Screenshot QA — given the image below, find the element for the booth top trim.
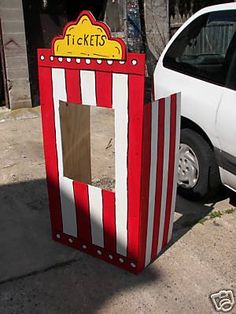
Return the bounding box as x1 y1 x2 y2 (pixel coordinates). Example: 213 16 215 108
38 49 145 76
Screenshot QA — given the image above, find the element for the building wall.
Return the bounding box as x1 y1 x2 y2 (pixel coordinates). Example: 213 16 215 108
0 0 32 109
0 0 169 109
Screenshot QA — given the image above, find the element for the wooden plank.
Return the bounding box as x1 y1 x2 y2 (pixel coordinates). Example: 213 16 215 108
59 101 91 184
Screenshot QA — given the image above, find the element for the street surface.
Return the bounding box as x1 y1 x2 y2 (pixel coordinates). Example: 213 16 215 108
0 108 235 314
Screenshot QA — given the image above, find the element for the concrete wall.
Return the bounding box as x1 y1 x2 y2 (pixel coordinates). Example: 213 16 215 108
0 0 169 109
0 0 31 109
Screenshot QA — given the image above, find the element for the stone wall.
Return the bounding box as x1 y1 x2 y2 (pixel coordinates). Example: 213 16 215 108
0 0 31 109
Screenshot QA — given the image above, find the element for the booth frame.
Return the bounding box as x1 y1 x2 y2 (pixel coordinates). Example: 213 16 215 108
38 48 180 274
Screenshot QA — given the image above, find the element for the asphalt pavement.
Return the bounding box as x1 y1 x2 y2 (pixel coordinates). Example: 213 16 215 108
0 107 235 314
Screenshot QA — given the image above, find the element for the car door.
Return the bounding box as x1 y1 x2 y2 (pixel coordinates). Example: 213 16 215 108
216 34 236 190
155 9 236 150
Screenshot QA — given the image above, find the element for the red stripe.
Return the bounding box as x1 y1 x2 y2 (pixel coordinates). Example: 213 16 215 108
65 69 91 240
151 99 165 261
95 70 116 252
102 190 116 252
38 66 63 234
127 74 145 261
65 69 81 104
73 182 91 242
138 103 152 271
162 95 177 248
96 71 112 108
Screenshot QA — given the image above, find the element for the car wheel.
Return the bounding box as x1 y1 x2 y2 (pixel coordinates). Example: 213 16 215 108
177 128 221 200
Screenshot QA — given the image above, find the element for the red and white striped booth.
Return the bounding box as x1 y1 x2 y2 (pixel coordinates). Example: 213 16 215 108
38 11 180 273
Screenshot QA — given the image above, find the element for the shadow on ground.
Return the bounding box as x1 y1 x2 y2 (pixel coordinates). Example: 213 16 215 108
0 179 159 313
171 187 235 245
0 178 234 313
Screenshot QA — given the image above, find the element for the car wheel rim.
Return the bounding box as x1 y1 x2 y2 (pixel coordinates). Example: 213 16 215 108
178 144 199 189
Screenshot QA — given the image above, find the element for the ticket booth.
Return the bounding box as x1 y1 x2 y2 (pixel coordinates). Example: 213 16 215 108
38 11 180 273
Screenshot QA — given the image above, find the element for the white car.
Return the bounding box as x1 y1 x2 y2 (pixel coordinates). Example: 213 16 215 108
154 3 236 199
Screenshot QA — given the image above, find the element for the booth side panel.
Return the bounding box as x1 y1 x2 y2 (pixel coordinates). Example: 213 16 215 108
162 94 179 248
127 74 145 264
139 94 181 269
137 103 152 272
163 94 181 245
150 98 166 262
38 66 63 236
152 94 180 255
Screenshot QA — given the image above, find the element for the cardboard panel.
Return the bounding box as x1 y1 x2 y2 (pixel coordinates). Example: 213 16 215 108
59 101 91 183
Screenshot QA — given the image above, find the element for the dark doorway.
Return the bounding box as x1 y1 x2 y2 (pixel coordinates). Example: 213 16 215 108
22 0 107 107
0 52 5 107
22 1 67 106
0 21 8 107
66 0 107 21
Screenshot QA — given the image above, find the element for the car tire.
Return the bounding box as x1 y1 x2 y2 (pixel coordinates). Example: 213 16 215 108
178 128 221 200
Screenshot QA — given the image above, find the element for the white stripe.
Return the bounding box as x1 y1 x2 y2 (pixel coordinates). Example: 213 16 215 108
145 101 159 266
113 73 128 256
80 70 96 106
88 185 104 247
52 68 77 237
168 93 181 242
157 96 171 254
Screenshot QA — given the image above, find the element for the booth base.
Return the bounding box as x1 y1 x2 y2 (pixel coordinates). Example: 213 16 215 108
52 232 148 274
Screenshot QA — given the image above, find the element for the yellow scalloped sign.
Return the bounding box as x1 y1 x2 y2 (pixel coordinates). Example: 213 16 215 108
52 11 126 60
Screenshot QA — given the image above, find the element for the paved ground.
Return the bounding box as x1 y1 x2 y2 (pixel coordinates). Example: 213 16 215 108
0 108 235 314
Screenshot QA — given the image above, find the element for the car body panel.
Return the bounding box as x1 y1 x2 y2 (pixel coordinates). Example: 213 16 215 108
154 66 223 149
216 88 236 188
154 3 236 192
217 88 236 157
